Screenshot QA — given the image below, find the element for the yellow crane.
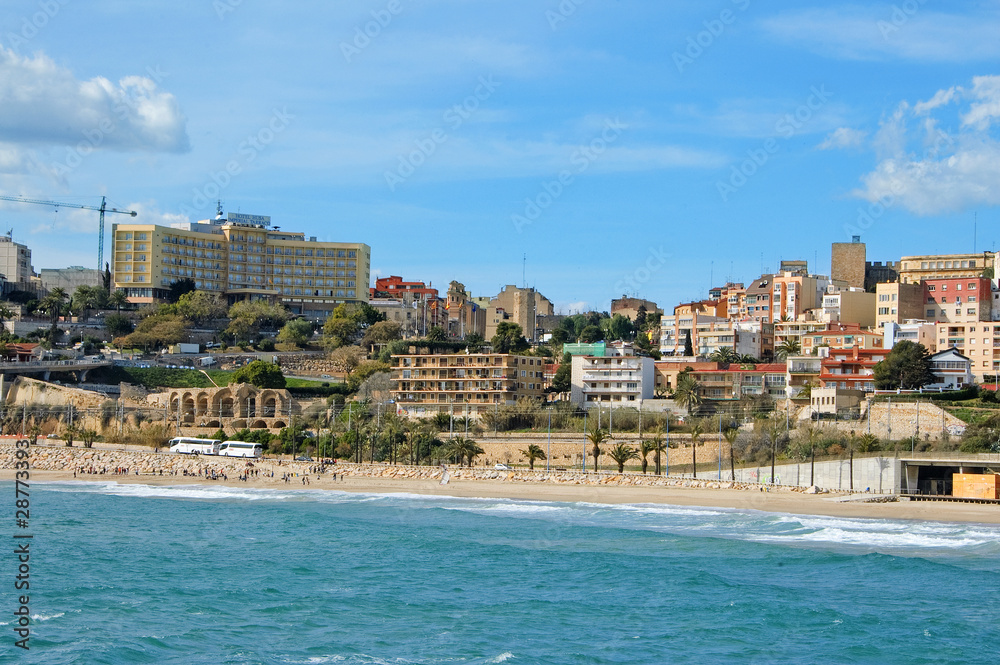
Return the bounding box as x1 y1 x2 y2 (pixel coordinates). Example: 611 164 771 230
0 195 137 271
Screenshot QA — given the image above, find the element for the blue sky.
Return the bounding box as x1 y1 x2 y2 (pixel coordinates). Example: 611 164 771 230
1 1 999 313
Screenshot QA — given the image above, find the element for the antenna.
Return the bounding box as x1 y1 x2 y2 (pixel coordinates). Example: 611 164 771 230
974 211 977 253
522 253 526 288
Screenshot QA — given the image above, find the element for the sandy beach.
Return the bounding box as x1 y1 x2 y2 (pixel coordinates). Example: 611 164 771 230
8 468 1000 525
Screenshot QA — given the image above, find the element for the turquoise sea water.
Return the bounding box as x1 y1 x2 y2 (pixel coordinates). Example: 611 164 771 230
4 482 1000 664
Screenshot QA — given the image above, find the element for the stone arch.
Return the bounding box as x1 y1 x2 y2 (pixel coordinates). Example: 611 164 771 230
250 419 268 429
181 392 196 424
204 420 221 428
271 420 287 429
260 390 279 417
230 419 247 429
196 392 210 416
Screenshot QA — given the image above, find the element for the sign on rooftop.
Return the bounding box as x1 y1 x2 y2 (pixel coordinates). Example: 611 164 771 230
227 213 271 226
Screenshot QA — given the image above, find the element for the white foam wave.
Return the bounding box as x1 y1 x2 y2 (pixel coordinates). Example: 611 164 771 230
486 653 514 663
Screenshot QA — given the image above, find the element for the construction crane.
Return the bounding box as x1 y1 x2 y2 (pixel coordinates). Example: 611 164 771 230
0 195 137 271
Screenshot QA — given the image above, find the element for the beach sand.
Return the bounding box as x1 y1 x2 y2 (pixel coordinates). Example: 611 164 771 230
8 468 1000 525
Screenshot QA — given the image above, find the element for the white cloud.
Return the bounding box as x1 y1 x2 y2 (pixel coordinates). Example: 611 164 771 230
961 76 1000 130
914 87 960 115
760 8 1000 62
0 47 189 153
557 301 589 315
818 127 868 150
852 76 1000 215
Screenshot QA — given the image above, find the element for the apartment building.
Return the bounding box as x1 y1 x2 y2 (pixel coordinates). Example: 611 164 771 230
391 350 546 416
570 352 654 405
818 347 890 392
922 277 991 324
111 212 370 319
688 363 787 401
0 233 35 292
884 321 936 352
927 348 973 390
611 296 661 320
369 275 445 336
800 323 883 355
786 355 823 401
875 282 924 330
773 320 830 350
934 321 1000 381
898 252 992 284
818 286 876 327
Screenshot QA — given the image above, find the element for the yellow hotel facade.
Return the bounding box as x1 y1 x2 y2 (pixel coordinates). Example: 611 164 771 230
112 212 370 319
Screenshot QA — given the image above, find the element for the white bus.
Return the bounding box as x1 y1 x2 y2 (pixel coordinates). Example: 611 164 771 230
168 437 221 455
218 441 263 458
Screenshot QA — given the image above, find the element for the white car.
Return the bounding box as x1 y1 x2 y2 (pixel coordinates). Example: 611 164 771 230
494 463 511 470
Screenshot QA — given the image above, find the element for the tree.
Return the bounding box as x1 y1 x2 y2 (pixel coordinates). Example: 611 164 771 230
104 313 134 338
348 360 391 391
639 439 656 474
579 325 603 343
606 314 635 341
422 326 445 342
521 443 546 470
323 317 361 349
464 332 485 353
689 420 704 479
167 278 197 303
176 290 227 325
108 290 129 313
586 426 607 472
873 340 934 390
70 285 107 321
607 442 639 473
118 313 187 350
328 345 365 376
39 287 68 326
774 338 801 360
277 318 314 347
491 322 529 354
226 300 290 344
230 360 286 389
551 361 571 393
673 372 702 415
102 262 112 293
709 347 739 364
649 429 670 475
723 427 740 481
683 330 694 356
361 320 402 350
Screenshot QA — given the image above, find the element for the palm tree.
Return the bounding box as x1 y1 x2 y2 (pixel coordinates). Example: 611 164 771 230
709 347 739 364
650 429 668 476
521 443 546 470
449 437 484 467
723 427 740 481
40 287 68 326
689 420 704 479
673 373 702 415
774 338 801 360
607 442 639 473
639 439 656 474
0 303 13 340
108 290 129 313
737 354 759 365
586 426 607 472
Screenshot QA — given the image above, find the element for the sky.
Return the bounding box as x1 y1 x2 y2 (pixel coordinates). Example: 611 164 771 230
1 0 999 314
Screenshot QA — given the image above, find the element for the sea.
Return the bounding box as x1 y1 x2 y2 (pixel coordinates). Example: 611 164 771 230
4 482 1000 665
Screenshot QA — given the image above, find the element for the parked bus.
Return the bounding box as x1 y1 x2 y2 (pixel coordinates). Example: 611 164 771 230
168 437 221 455
218 441 263 458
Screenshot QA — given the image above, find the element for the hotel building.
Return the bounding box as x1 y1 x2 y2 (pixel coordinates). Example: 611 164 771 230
111 211 370 319
391 349 546 416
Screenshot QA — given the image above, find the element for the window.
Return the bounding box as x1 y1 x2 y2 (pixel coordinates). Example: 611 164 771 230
969 282 977 290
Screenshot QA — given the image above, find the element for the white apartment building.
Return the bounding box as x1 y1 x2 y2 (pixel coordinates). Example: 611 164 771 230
570 353 655 406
